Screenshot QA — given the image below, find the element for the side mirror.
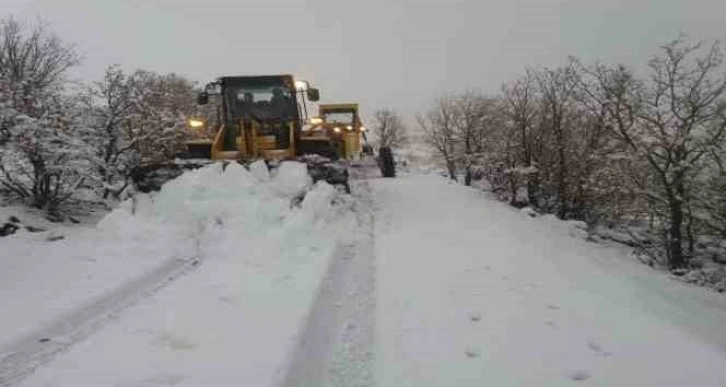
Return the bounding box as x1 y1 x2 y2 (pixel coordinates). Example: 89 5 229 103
307 88 320 102
197 92 209 105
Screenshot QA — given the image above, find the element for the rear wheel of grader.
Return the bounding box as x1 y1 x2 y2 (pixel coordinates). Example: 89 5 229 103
379 147 396 178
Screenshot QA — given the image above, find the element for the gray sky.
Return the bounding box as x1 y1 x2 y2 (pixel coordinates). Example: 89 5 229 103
4 0 726 123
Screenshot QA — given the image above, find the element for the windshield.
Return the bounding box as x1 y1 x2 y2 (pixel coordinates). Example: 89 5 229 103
224 83 297 122
323 111 355 124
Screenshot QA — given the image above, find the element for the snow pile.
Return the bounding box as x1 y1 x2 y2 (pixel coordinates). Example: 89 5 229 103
520 206 539 218
269 161 313 198
99 161 319 238
248 159 270 182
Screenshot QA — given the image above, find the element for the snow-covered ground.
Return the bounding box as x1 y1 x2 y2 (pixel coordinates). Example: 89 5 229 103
0 204 192 352
373 174 726 386
5 167 726 386
2 161 358 386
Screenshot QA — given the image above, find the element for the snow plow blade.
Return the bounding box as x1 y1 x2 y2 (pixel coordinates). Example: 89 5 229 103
130 157 352 194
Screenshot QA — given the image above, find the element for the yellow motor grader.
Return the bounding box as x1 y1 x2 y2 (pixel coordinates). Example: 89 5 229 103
303 103 369 161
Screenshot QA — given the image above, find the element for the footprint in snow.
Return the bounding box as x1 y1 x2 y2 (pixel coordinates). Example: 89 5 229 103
569 370 591 382
587 341 612 357
545 303 561 310
154 332 195 351
465 346 481 358
139 373 184 386
469 312 482 322
544 320 559 330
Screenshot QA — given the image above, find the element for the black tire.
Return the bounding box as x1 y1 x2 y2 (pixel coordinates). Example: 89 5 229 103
379 147 396 178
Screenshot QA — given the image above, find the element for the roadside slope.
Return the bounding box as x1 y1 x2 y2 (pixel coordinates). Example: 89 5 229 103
373 174 726 387
12 162 357 387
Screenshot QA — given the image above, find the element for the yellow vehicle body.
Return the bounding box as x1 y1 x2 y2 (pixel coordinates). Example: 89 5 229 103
182 74 337 162
314 103 366 160
186 121 296 162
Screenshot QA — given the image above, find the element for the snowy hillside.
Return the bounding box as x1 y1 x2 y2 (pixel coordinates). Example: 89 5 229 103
374 174 726 387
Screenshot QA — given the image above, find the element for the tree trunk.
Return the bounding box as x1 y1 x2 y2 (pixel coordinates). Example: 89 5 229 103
668 198 685 269
667 176 687 269
556 143 568 219
447 161 457 182
527 180 538 206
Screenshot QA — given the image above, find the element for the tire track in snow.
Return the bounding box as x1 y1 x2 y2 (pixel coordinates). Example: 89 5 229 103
0 255 202 387
277 177 376 387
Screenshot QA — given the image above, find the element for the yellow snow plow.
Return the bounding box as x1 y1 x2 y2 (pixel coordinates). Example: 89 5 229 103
132 74 353 192
182 75 325 161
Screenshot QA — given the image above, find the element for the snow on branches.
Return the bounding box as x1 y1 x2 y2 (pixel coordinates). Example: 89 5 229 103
419 36 726 271
0 17 197 212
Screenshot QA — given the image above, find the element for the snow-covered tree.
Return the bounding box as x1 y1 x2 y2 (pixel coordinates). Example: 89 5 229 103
372 108 407 149
576 37 726 269
0 17 89 213
694 147 726 237
82 66 197 199
534 66 581 218
501 71 542 203
449 91 494 186
418 96 461 181
82 65 141 199
124 70 197 166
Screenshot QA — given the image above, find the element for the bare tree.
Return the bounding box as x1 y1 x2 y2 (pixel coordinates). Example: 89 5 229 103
502 71 542 202
502 71 538 168
535 66 579 218
450 90 491 186
577 37 726 269
0 18 79 115
373 108 407 149
418 97 459 180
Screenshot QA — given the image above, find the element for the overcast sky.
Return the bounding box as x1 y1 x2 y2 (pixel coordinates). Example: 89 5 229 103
4 0 726 123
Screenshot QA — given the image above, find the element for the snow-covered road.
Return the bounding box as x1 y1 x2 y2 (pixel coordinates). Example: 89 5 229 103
6 168 726 386
373 174 726 386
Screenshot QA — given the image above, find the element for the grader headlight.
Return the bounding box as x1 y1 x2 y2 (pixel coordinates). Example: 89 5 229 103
187 118 205 129
294 80 308 91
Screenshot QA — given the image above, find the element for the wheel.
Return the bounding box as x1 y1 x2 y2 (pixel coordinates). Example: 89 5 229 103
379 147 396 178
